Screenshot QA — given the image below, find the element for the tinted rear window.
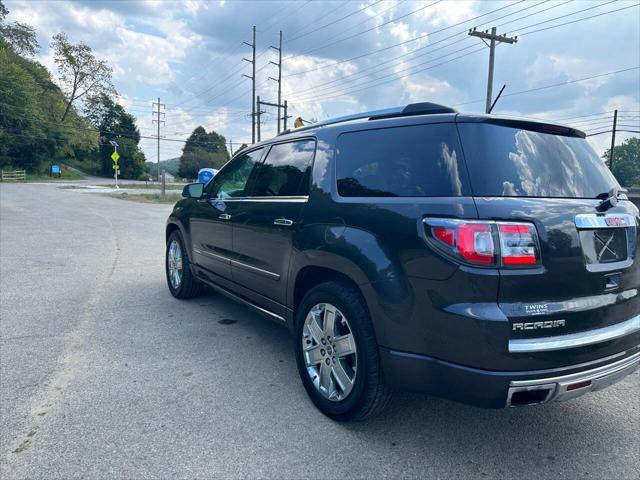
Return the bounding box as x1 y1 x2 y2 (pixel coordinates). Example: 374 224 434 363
251 139 316 196
336 123 471 197
458 123 619 198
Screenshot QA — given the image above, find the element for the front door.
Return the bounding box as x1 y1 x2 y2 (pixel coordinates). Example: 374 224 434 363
189 147 264 281
230 139 316 306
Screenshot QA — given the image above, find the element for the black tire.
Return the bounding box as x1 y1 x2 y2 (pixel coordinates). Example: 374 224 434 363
294 281 392 421
166 230 202 299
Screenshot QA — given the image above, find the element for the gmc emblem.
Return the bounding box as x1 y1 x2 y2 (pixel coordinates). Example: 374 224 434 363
605 216 628 227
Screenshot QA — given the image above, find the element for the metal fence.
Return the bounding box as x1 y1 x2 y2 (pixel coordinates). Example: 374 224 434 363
0 169 26 182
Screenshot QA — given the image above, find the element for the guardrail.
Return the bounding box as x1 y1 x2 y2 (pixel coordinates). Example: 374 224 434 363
0 169 26 182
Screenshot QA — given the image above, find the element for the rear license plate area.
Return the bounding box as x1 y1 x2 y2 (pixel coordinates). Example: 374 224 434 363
579 228 628 264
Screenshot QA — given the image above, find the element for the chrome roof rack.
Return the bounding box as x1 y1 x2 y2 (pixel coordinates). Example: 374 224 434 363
279 102 456 136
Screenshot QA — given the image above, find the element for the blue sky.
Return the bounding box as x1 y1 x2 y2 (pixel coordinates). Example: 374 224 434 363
5 0 640 162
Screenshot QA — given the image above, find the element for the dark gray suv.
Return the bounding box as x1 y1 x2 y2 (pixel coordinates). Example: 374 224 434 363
165 103 640 421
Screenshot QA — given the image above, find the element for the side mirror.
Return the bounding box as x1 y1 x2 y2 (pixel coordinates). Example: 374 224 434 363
182 183 204 199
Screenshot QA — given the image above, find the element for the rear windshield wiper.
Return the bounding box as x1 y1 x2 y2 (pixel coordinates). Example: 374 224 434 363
596 187 627 211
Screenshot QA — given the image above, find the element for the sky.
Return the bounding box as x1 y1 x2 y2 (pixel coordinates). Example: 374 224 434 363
5 0 640 162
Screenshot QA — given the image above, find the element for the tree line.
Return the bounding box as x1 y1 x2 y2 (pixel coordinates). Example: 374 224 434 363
0 1 145 178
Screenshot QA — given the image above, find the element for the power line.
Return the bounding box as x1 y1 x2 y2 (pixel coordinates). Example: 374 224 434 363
285 0 442 62
287 0 384 43
453 67 640 107
284 1 525 77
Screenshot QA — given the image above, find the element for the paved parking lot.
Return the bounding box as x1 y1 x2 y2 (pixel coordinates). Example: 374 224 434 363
1 183 638 479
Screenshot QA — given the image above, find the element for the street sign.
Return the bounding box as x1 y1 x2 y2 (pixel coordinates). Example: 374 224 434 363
51 164 61 175
111 151 120 162
112 164 120 170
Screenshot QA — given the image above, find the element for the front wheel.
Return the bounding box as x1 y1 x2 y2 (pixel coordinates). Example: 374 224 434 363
166 230 202 299
294 281 392 421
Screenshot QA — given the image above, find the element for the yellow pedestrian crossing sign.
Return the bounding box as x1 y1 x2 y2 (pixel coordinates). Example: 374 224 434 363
111 151 120 162
112 164 120 170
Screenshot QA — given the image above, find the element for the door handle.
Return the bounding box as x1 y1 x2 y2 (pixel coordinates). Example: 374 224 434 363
219 213 232 220
274 218 294 226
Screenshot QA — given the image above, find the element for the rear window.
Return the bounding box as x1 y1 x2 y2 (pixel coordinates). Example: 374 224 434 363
336 123 471 197
251 139 316 197
458 123 620 198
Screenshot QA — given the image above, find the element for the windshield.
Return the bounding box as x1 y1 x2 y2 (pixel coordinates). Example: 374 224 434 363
458 123 620 198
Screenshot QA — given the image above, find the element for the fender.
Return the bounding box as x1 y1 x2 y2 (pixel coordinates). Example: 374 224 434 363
289 223 414 346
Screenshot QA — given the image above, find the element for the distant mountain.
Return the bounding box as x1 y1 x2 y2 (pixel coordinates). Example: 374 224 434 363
145 157 180 177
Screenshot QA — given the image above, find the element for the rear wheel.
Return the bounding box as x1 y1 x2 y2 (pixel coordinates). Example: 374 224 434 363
295 281 392 421
166 230 202 298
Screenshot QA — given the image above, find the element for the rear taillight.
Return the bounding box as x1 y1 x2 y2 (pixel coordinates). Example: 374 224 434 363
498 224 538 265
425 218 541 268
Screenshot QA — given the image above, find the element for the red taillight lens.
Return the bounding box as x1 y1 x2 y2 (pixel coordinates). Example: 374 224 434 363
498 224 539 265
433 227 455 246
426 219 540 268
457 223 494 264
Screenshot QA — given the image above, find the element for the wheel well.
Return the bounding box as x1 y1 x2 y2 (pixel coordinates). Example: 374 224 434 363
293 266 363 313
166 223 180 242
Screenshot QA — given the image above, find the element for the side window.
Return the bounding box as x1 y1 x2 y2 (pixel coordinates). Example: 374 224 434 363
336 124 471 197
208 148 263 198
249 139 316 197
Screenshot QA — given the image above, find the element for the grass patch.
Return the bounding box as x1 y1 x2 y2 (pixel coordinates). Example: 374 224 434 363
114 182 184 190
104 192 183 204
25 168 83 182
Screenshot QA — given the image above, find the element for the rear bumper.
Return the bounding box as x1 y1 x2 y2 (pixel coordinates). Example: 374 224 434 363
380 346 640 408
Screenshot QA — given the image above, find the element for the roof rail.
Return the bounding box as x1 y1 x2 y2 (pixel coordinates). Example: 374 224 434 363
278 102 456 136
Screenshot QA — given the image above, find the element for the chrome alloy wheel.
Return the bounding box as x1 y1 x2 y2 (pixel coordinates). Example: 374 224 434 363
302 303 357 401
167 239 183 290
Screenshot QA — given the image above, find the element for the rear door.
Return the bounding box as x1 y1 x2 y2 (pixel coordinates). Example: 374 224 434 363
230 139 316 306
458 121 639 359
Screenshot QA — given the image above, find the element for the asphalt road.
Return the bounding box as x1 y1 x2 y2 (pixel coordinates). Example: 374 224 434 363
1 183 638 479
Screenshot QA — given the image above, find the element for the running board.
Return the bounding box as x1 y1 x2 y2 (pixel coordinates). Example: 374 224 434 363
196 271 287 324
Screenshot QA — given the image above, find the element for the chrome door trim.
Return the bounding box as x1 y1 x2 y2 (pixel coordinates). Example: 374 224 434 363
193 248 231 265
230 258 280 280
194 248 279 279
574 213 637 229
210 196 309 203
509 314 640 353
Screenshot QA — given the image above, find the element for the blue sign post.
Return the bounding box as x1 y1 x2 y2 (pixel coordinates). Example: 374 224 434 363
50 164 61 177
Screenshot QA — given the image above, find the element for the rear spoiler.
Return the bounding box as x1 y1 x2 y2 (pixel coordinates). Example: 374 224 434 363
457 116 586 138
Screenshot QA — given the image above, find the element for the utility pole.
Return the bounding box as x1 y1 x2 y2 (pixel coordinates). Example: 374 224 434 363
256 95 263 142
152 97 165 182
283 100 290 131
468 27 517 113
609 109 618 170
269 30 283 134
229 139 234 157
243 26 256 143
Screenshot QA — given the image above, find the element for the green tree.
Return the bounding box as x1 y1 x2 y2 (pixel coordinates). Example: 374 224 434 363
51 32 114 122
86 94 146 179
604 137 640 187
178 126 229 179
0 0 39 56
0 36 98 171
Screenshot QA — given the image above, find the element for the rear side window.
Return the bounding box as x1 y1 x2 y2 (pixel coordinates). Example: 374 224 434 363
336 123 471 197
250 139 316 197
458 123 620 198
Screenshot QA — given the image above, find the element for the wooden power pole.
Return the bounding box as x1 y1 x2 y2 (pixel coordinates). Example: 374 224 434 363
243 26 256 143
468 27 517 113
609 109 618 170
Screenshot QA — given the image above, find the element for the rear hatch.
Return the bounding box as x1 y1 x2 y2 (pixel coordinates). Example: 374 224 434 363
457 118 640 361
